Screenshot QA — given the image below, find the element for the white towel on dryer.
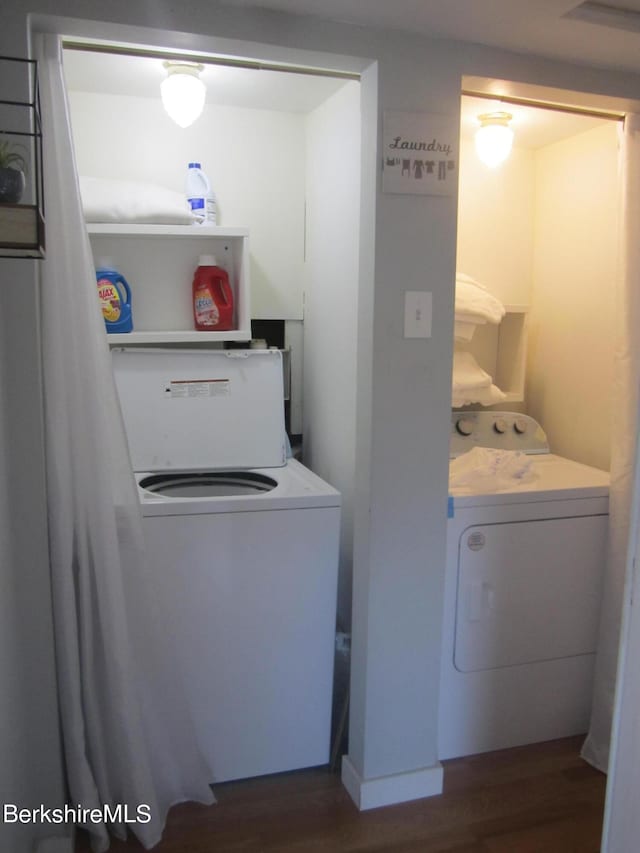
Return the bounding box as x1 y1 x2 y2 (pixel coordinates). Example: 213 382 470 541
449 446 538 494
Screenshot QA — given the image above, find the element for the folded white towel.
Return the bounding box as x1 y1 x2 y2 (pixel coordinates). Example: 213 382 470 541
455 273 505 326
451 382 506 408
452 351 492 393
454 320 477 342
451 350 505 407
80 175 196 224
455 312 488 326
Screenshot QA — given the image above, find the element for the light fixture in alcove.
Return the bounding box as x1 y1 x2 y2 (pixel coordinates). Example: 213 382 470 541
160 62 206 128
475 111 514 168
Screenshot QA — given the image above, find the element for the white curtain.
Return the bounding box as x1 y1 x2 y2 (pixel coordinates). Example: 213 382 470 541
582 114 640 773
601 429 640 850
36 34 214 851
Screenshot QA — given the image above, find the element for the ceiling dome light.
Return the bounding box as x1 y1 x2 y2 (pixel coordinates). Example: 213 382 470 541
161 62 206 128
475 111 514 168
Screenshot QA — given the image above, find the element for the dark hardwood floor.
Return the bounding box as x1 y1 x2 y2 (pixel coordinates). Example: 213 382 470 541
75 736 606 852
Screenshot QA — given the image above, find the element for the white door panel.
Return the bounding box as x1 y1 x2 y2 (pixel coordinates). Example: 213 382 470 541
455 515 607 672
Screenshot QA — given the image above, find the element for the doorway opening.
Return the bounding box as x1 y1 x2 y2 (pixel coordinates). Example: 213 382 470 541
58 27 369 769
441 79 626 843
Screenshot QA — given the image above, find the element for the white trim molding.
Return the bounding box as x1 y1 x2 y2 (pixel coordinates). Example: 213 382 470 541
341 755 443 811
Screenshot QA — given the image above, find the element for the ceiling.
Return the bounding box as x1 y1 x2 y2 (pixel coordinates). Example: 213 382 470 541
219 0 640 75
63 47 614 149
62 49 348 113
460 96 609 148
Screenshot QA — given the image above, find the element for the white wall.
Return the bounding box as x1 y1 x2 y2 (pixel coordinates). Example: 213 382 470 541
303 80 360 633
457 139 535 306
67 90 306 320
356 43 456 785
527 122 618 470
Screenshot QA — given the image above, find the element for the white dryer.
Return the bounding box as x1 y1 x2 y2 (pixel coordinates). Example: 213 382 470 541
112 348 341 784
438 411 609 761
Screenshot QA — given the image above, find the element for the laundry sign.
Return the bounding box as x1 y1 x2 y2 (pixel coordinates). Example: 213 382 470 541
383 111 457 196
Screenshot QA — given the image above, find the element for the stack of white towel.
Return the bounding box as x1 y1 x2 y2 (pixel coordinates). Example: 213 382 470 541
452 272 507 407
455 272 506 341
451 350 506 408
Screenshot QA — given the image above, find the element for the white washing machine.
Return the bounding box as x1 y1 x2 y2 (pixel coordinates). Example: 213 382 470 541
112 347 341 784
438 411 609 761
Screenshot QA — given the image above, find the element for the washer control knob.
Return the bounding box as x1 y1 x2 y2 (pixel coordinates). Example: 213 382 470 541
513 417 528 435
455 417 474 437
493 417 507 434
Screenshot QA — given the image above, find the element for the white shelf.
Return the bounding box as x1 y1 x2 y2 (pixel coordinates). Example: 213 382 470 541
87 223 251 342
87 223 249 238
494 309 529 401
107 329 251 344
455 307 529 405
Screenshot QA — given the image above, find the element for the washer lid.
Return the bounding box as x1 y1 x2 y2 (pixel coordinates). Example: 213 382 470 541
112 348 287 472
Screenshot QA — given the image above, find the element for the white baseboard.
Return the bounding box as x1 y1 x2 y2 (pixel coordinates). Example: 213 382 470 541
341 755 444 811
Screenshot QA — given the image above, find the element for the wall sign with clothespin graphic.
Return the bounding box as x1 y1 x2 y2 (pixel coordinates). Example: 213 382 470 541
382 111 457 196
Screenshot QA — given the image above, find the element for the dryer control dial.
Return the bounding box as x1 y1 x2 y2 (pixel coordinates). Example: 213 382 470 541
493 417 507 434
513 417 528 435
455 417 474 437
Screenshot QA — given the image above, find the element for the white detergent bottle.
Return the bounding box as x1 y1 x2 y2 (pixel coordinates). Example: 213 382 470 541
205 187 217 224
186 162 217 225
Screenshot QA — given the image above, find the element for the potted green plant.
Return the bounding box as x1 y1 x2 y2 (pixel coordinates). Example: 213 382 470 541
0 139 27 204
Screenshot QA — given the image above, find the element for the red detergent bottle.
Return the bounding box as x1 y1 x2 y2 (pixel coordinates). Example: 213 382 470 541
192 254 234 332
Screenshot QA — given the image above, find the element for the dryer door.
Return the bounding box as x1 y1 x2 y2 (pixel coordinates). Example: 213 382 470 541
454 515 607 672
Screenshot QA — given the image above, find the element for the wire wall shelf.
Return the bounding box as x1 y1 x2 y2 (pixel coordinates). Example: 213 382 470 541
0 55 45 259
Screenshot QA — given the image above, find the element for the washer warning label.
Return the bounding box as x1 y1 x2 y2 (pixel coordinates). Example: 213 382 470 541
166 379 230 398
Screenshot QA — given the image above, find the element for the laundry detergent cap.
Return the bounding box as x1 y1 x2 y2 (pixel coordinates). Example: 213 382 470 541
198 254 218 266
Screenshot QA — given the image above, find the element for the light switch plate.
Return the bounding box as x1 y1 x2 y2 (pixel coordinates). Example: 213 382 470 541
404 291 432 338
